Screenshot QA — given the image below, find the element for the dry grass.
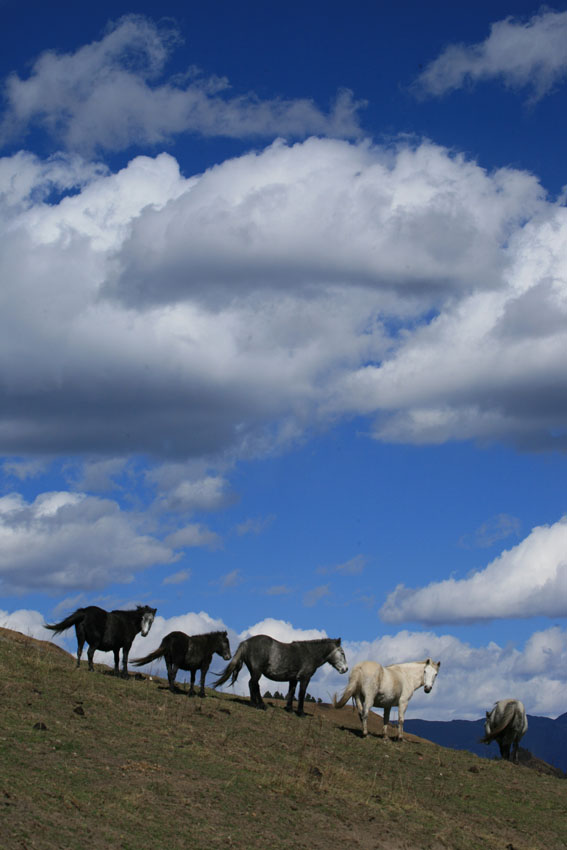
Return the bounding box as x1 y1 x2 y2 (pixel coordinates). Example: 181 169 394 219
2 626 567 850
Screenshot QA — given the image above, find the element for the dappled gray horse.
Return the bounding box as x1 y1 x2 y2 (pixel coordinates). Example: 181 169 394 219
334 658 441 740
45 605 156 678
481 699 528 763
132 630 231 697
213 634 348 715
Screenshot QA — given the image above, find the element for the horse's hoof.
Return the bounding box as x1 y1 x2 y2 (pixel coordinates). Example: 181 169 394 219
198 692 206 699
296 711 306 718
257 703 267 711
284 706 293 713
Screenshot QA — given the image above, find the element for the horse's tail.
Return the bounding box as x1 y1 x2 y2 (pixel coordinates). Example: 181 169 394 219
131 642 167 667
44 609 85 635
480 701 517 744
212 641 246 688
333 666 361 709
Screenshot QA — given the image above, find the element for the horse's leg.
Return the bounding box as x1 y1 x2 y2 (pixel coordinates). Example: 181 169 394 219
167 661 179 693
75 624 85 669
198 664 208 698
121 642 133 679
361 693 372 737
87 644 96 672
249 675 265 709
189 670 197 697
397 700 409 741
113 648 121 676
284 678 297 712
512 738 519 764
296 679 309 716
382 706 391 741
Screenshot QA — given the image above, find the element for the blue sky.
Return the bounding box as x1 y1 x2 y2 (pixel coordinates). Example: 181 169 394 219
2 0 567 719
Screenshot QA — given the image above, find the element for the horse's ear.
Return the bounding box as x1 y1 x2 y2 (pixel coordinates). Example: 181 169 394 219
436 660 441 668
337 637 341 645
426 657 432 665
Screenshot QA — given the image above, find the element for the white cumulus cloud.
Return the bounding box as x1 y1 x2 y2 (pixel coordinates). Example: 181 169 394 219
415 9 567 100
380 517 567 624
0 15 363 153
0 491 176 593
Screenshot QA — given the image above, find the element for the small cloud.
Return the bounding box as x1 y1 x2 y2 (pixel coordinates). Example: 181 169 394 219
2 459 47 481
353 593 376 609
265 584 293 596
163 569 191 585
165 523 222 550
69 457 129 493
303 584 331 607
219 569 242 590
459 514 521 549
414 9 567 102
317 554 366 576
52 593 87 617
235 514 275 536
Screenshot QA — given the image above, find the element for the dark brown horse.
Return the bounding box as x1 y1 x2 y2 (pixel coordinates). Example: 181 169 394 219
45 605 157 678
133 630 231 697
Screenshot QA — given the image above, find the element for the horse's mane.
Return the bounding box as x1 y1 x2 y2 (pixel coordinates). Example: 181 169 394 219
194 630 227 637
291 637 340 645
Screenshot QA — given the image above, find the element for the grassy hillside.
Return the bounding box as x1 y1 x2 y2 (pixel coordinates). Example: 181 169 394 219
2 626 567 850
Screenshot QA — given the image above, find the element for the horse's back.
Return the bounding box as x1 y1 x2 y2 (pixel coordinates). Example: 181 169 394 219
352 661 384 693
490 699 528 737
81 606 107 633
503 699 527 734
163 631 190 660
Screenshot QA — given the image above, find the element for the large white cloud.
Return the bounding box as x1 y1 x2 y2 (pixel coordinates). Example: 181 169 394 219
6 606 567 720
415 9 567 100
0 490 176 593
2 135 563 466
334 200 567 450
0 15 362 153
380 517 567 624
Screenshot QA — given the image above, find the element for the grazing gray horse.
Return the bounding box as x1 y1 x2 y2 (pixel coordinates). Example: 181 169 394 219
45 605 157 678
333 658 441 740
481 699 528 763
213 634 348 715
132 630 231 697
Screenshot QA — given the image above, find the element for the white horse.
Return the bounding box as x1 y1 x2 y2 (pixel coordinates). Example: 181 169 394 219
333 658 441 740
481 699 528 763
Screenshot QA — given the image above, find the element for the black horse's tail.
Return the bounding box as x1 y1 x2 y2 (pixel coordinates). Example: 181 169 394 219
212 641 246 688
131 642 167 667
44 609 86 635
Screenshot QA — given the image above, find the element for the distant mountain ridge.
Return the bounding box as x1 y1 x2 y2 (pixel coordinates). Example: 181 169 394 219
404 712 567 773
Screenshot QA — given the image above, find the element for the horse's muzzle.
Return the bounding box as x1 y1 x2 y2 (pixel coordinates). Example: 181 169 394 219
424 685 431 693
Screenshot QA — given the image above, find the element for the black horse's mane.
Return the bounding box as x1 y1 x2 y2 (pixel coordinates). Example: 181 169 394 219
194 630 228 637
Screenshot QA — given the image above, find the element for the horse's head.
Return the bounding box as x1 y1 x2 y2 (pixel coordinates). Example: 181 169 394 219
139 606 157 637
423 658 441 693
219 631 232 661
329 640 348 674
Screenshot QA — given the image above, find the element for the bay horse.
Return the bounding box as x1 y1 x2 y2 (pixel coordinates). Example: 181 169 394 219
481 699 528 763
132 630 231 697
213 634 348 715
334 658 441 740
45 605 157 678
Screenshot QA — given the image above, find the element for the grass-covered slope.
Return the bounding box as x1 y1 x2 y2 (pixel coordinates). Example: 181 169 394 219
2 625 567 850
